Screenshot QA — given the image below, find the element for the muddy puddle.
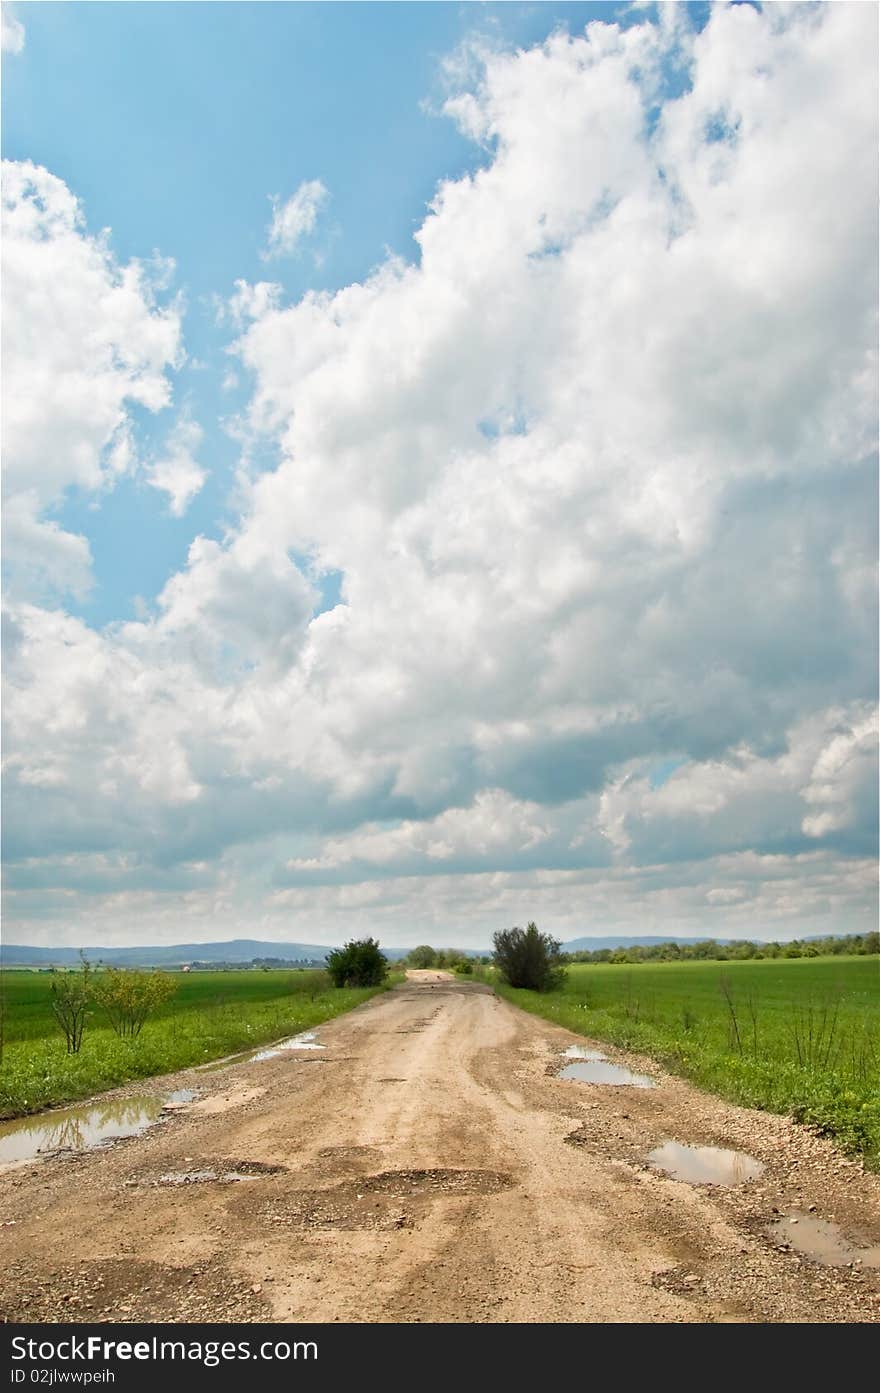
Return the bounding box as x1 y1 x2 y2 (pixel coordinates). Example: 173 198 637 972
767 1212 880 1268
0 1097 164 1167
0 1085 201 1168
252 1031 325 1062
199 1030 325 1071
559 1053 655 1087
162 1090 198 1109
647 1140 764 1185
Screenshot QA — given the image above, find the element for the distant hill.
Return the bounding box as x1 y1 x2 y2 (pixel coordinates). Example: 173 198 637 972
0 939 344 967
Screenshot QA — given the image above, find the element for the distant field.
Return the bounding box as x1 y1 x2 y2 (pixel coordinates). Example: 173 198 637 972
491 956 880 1166
0 969 392 1117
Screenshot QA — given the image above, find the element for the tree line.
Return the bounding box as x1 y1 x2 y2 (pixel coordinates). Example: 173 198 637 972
565 932 878 965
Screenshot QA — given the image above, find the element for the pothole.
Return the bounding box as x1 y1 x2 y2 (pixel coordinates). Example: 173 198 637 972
559 1059 655 1088
647 1141 764 1185
0 1094 187 1168
152 1157 287 1186
253 1169 513 1233
2 1257 267 1323
158 1169 237 1186
767 1213 880 1268
358 1168 513 1196
261 1194 413 1233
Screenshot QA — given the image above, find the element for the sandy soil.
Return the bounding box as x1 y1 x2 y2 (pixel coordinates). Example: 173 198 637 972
1 974 878 1324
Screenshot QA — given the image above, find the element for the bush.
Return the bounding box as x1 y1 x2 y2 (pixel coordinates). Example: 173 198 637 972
492 922 566 992
326 938 388 988
92 968 177 1039
407 945 437 969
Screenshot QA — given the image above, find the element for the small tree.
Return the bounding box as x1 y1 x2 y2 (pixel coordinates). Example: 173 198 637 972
492 922 565 992
408 945 437 969
326 938 388 987
50 955 93 1054
93 968 177 1038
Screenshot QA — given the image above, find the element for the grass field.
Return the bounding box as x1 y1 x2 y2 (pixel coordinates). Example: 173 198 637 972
489 956 880 1167
0 968 392 1118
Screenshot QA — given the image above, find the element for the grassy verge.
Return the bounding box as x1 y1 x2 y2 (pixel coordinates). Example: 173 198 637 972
486 956 879 1168
0 969 391 1117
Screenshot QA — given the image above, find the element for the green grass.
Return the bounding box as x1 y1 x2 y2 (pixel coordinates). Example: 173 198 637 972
0 969 392 1118
488 956 880 1167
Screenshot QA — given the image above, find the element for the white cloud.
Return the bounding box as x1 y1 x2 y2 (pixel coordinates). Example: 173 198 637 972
1 4 24 54
146 415 207 516
263 179 328 260
225 278 282 325
287 789 553 874
3 4 877 946
801 710 878 839
1 494 94 601
1 161 183 598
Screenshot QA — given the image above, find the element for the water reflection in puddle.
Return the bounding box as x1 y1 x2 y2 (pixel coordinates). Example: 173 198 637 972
647 1140 764 1185
163 1090 198 1107
0 1087 201 1168
252 1031 325 1062
200 1031 325 1070
562 1046 608 1062
0 1098 164 1167
559 1060 655 1087
768 1213 880 1268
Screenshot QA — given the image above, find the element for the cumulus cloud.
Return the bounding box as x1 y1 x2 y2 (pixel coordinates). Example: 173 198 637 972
146 415 207 516
2 4 877 945
1 4 24 54
263 179 328 259
1 161 183 598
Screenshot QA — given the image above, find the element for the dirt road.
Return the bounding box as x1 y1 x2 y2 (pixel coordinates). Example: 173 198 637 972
2 974 879 1323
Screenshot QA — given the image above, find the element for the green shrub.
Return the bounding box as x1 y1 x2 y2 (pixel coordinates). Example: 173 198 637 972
93 968 178 1039
492 922 566 992
326 938 388 987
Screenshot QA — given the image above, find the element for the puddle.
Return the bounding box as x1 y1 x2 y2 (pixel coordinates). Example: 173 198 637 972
767 1213 880 1269
559 1060 655 1087
162 1089 198 1109
201 1031 325 1069
0 1097 165 1167
562 1046 608 1061
0 1086 203 1168
252 1031 324 1062
647 1140 764 1185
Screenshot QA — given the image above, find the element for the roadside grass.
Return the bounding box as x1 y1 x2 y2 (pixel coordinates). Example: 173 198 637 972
0 969 389 1117
485 956 880 1168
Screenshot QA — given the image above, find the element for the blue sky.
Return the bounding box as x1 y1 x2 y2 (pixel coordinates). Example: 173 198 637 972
2 1 876 948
